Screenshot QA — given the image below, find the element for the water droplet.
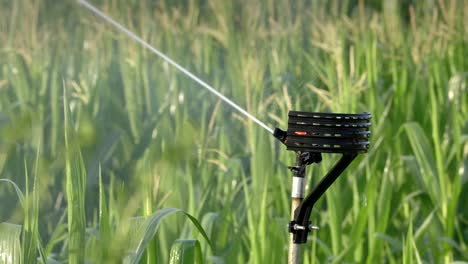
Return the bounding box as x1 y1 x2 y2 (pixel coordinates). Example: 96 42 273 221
178 92 184 104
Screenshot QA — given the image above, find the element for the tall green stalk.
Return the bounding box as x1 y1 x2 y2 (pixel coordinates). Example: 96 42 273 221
64 88 87 264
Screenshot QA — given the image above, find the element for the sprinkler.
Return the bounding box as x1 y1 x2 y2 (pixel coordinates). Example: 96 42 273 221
78 2 372 263
274 111 371 263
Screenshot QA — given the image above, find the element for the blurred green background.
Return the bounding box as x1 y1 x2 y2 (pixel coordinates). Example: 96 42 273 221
0 0 467 263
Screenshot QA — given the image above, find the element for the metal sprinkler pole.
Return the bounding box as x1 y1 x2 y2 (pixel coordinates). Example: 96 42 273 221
276 111 371 264
288 152 306 264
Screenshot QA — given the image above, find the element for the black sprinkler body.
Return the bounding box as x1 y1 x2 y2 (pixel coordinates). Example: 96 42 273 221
275 111 371 244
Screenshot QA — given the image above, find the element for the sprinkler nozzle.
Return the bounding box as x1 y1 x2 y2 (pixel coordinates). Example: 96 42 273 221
274 127 287 143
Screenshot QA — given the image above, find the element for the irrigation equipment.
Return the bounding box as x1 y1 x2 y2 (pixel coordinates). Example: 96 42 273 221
274 112 371 263
78 1 372 263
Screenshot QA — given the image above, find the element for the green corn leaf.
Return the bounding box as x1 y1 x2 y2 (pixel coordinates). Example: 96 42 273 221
0 223 22 264
403 122 439 203
22 162 37 264
0 179 25 207
169 239 203 264
123 208 213 264
200 212 219 254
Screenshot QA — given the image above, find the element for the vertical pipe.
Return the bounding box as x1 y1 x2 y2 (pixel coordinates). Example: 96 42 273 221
288 153 306 264
288 198 303 264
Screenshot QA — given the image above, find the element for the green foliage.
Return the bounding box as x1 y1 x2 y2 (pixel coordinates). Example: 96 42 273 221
64 89 87 264
0 223 22 264
0 0 467 263
169 239 203 264
123 208 212 264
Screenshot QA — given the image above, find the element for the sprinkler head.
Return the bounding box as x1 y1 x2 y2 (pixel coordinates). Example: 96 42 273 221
274 111 371 154
276 111 371 244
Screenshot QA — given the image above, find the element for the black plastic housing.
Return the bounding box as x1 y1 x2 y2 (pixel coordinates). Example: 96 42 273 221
275 111 372 244
277 111 371 154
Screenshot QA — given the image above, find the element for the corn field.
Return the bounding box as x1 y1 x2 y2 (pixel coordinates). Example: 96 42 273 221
0 0 467 263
